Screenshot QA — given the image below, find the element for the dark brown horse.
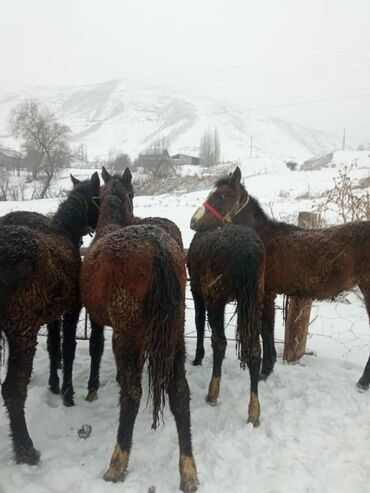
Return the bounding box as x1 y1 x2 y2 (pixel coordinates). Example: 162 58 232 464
188 225 265 425
190 166 370 389
0 172 100 465
0 179 96 405
80 168 199 491
86 213 184 402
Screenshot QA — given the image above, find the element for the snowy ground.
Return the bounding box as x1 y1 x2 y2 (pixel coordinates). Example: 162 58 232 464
0 158 369 492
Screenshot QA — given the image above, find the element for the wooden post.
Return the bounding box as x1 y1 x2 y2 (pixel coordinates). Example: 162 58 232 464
283 211 320 362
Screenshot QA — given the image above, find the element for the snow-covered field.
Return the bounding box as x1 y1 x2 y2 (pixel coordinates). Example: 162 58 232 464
0 156 369 493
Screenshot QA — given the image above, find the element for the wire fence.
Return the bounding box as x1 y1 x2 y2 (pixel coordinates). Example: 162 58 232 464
37 282 369 361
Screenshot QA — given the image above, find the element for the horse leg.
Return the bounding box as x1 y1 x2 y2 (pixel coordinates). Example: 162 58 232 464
86 319 105 402
103 336 143 483
246 338 262 427
61 307 80 407
260 294 277 380
192 293 206 366
47 319 61 394
357 283 370 390
168 343 199 492
1 329 40 464
206 304 226 405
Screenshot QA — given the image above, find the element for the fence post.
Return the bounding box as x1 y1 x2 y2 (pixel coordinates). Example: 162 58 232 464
283 211 320 362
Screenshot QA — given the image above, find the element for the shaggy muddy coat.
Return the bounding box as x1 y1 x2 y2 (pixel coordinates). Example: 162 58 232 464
80 169 199 491
86 214 183 401
0 173 100 465
190 167 370 388
187 225 265 425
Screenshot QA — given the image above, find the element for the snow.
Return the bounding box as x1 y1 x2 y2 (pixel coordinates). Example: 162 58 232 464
0 79 357 162
0 154 370 492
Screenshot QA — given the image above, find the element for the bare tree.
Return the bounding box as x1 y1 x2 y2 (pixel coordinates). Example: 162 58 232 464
144 135 170 155
199 128 221 167
109 152 132 171
9 99 72 198
314 165 370 223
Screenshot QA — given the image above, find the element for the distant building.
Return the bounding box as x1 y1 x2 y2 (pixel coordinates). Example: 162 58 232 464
301 152 334 171
137 149 177 177
0 147 22 171
171 153 200 166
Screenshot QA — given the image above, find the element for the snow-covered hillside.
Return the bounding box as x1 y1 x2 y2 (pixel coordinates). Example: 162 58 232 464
0 79 352 162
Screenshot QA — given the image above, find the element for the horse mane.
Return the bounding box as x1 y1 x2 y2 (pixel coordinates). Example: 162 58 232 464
95 180 131 238
215 175 300 233
53 186 89 246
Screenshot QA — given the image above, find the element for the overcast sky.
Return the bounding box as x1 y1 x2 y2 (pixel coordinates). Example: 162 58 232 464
1 0 370 137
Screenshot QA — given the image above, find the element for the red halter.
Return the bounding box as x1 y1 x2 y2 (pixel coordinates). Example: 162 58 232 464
203 201 224 223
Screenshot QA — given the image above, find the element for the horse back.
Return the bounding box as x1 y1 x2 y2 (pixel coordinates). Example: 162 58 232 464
188 225 265 306
81 224 186 330
0 224 80 325
264 220 370 298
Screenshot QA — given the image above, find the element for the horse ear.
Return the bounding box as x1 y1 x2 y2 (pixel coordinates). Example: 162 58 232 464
101 166 112 183
230 166 241 187
70 174 80 186
121 167 132 186
90 171 100 192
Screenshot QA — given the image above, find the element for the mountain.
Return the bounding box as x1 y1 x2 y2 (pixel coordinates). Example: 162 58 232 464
0 78 352 162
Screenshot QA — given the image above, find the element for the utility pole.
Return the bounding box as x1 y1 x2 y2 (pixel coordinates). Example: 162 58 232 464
342 129 346 151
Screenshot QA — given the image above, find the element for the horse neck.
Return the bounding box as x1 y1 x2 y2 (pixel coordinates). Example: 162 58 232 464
95 195 127 240
236 195 301 240
52 193 88 247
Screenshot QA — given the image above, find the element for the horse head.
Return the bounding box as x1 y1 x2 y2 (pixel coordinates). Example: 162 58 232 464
69 171 101 233
190 167 251 231
100 166 134 227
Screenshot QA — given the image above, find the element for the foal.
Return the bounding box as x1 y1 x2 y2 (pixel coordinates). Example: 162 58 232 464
188 225 265 425
86 213 184 402
0 176 96 405
0 173 100 464
80 168 199 491
190 166 370 389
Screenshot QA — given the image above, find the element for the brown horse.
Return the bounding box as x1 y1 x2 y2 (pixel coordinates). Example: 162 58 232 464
80 168 199 491
190 166 370 389
86 214 184 402
188 225 265 425
0 172 100 465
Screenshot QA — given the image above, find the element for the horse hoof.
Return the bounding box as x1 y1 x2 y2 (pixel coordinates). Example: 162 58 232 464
192 358 202 366
63 396 75 407
103 467 126 483
180 480 199 492
85 390 98 402
205 395 218 406
259 372 270 382
179 455 199 492
15 446 41 465
49 384 60 395
247 415 260 427
356 380 369 392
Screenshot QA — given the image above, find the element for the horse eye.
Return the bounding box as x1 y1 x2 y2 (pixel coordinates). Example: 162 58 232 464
218 194 225 200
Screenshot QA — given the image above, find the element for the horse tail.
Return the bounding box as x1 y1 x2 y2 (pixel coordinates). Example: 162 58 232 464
143 239 182 430
232 248 265 368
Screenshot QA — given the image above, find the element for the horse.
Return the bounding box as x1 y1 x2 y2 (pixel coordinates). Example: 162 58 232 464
80 167 199 491
0 178 97 405
188 225 265 426
86 214 184 402
0 172 100 465
85 173 184 402
190 166 370 390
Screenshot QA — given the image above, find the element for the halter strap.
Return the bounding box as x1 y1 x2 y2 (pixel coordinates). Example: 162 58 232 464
204 193 250 225
203 201 225 223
